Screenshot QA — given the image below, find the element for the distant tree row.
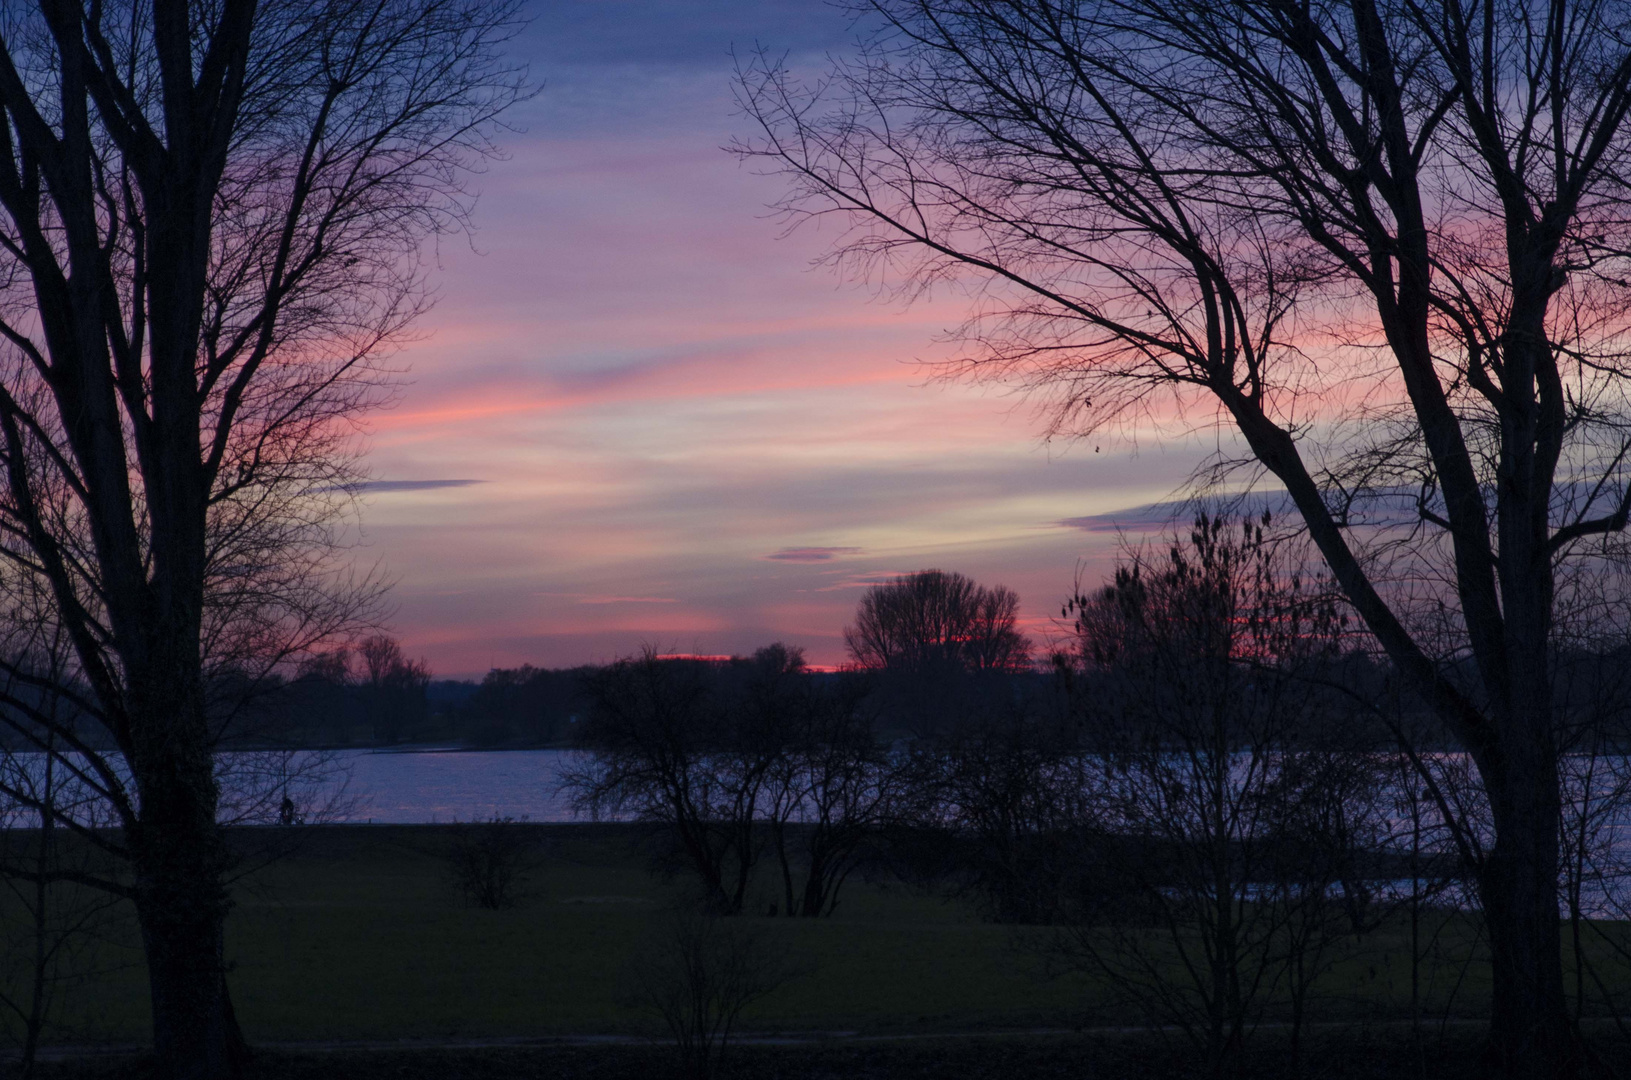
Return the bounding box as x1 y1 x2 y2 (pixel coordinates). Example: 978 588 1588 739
230 569 1039 750
232 636 432 746
459 665 597 746
233 650 608 748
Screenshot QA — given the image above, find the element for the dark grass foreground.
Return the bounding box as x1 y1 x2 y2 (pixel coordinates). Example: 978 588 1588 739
34 1030 1630 1080
18 825 1631 1077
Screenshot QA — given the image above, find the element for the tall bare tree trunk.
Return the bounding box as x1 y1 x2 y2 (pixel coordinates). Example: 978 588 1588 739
1482 739 1573 1077
126 670 246 1079
0 3 522 1076
136 889 238 1080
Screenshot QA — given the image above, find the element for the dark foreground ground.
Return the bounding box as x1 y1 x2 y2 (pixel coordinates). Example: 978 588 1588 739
19 824 1547 1043
14 824 1631 1077
36 1029 1631 1080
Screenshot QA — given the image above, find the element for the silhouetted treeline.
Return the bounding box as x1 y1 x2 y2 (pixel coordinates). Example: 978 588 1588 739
199 636 434 747
457 664 599 746
210 652 604 748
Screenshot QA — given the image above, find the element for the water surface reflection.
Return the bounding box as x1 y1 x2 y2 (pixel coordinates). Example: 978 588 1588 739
334 747 580 823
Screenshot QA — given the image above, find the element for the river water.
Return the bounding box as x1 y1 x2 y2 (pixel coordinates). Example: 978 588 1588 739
0 746 586 826
8 746 1631 915
330 747 579 823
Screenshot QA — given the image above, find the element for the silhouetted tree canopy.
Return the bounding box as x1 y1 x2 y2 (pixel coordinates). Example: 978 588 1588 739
844 570 1031 674
567 645 908 918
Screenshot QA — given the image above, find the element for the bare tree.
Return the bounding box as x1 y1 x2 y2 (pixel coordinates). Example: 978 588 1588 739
568 645 898 919
443 815 536 910
927 699 1097 924
0 3 526 1076
736 2 1631 1071
758 666 907 917
566 649 776 916
1054 516 1354 1077
1258 746 1397 1071
845 569 1031 674
622 906 801 1080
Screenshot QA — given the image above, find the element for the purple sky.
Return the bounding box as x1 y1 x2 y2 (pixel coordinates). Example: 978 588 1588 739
359 1 1216 677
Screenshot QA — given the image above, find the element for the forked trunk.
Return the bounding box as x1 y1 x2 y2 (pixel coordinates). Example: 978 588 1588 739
800 853 829 917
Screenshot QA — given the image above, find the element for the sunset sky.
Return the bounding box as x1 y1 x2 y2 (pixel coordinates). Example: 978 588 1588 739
363 0 1220 677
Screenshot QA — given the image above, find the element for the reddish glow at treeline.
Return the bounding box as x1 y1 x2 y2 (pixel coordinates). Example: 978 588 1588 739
359 1 1223 679
658 654 843 673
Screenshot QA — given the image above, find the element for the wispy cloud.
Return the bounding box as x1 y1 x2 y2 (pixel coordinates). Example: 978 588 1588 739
355 479 485 493
576 595 679 605
1058 492 1291 533
1056 512 1164 534
765 546 863 562
812 571 926 592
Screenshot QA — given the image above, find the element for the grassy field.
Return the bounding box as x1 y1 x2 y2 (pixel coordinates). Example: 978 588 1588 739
45 824 1107 1045
16 823 1630 1054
